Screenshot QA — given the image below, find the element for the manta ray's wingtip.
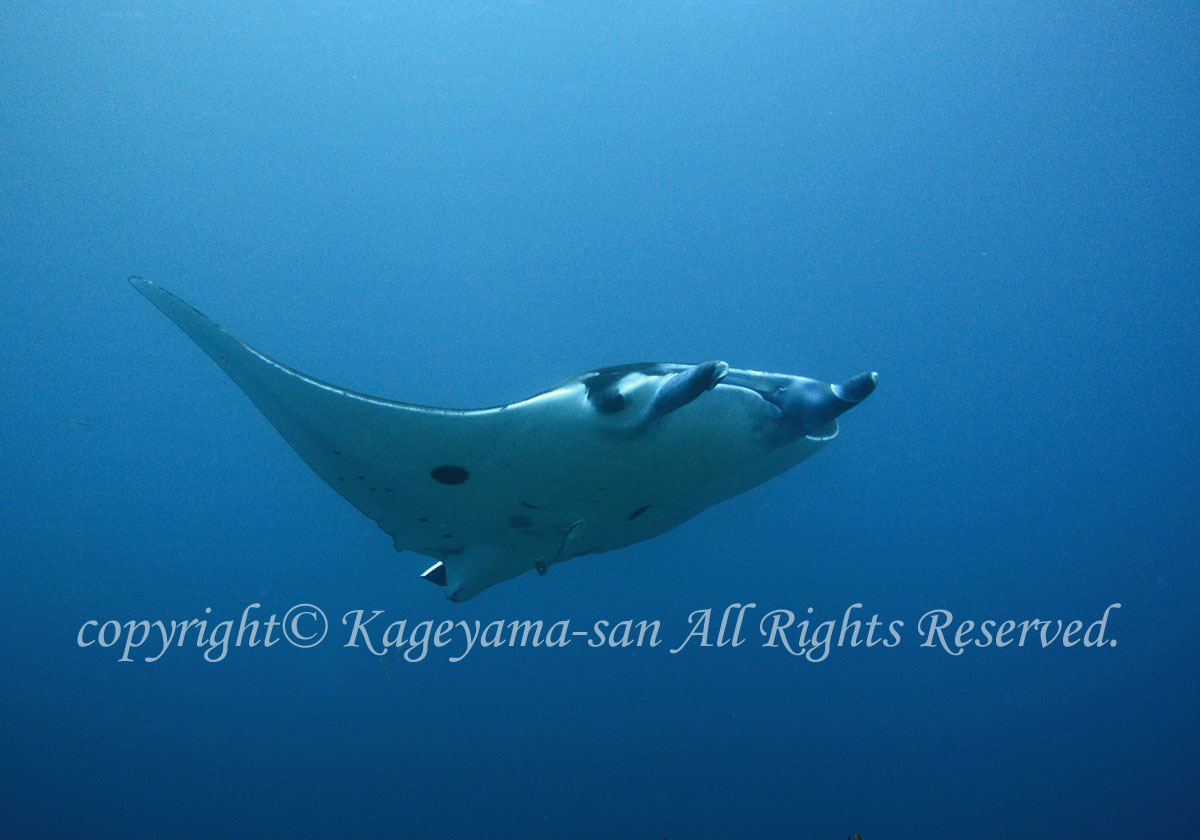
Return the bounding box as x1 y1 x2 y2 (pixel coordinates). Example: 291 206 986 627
127 275 167 306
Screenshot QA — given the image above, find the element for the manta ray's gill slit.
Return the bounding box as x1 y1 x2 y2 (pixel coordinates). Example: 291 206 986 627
628 505 651 520
431 465 469 485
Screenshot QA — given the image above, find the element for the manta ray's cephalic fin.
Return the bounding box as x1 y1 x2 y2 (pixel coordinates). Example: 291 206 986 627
649 360 729 420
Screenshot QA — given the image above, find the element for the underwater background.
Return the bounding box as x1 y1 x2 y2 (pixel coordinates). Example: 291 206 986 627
2 2 1197 838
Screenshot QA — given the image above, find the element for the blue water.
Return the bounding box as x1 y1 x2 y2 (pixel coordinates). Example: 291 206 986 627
3 2 1197 838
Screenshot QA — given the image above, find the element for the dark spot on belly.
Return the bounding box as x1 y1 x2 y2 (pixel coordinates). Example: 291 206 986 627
417 517 428 523
333 450 341 456
337 476 345 481
442 533 454 539
356 475 365 480
431 465 469 485
508 514 533 529
628 505 651 520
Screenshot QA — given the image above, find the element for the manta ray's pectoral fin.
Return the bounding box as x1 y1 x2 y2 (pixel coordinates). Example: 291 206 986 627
129 276 470 539
649 360 729 420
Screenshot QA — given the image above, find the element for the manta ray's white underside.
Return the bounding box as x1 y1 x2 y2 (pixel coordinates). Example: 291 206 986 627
131 278 875 600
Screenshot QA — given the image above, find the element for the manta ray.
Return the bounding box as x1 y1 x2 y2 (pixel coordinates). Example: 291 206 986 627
130 278 876 601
